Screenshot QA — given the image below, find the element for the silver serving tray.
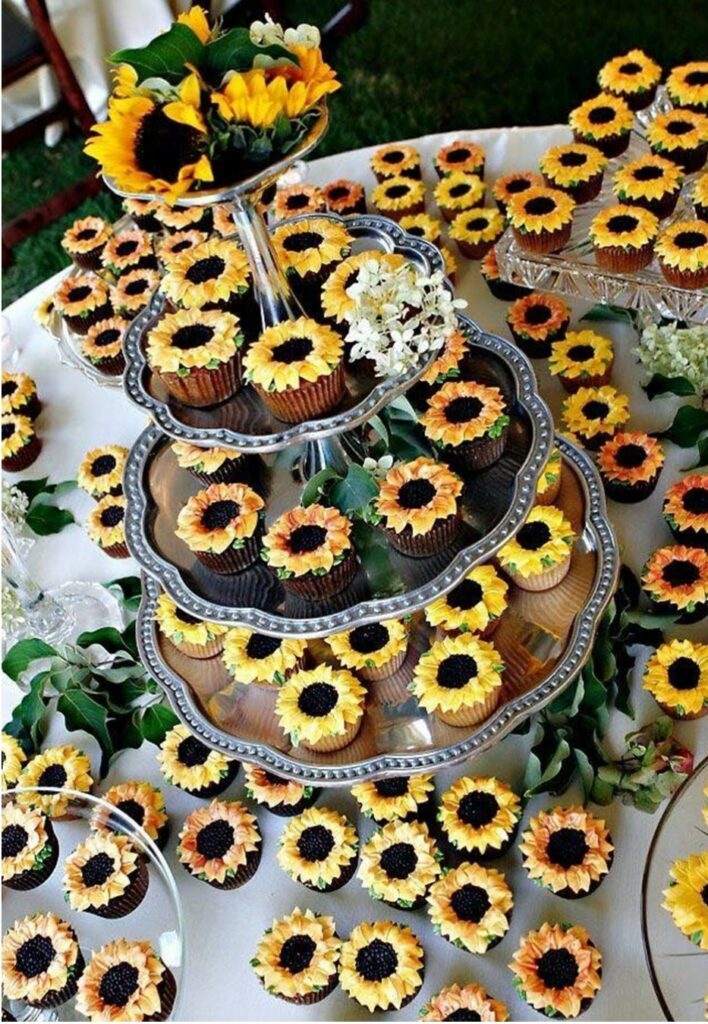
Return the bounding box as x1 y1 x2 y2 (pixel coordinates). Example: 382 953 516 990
135 435 619 782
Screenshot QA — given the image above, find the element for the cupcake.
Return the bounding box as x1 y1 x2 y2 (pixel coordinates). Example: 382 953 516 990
371 143 422 181
17 744 93 817
157 229 208 267
662 852 708 948
435 141 485 178
275 665 366 753
421 379 510 471
339 921 425 1012
666 61 708 114
597 49 662 110
1 733 26 789
244 318 345 422
441 245 458 283
427 861 513 952
507 292 571 358
157 723 240 797
77 444 128 499
63 831 148 917
561 385 630 451
2 913 84 1009
171 440 258 488
535 449 563 506
325 618 409 681
520 806 614 899
492 171 545 214
223 628 307 685
539 144 607 204
480 247 528 301
597 432 665 503
351 774 436 826
277 806 359 891
612 154 683 219
177 799 261 889
410 633 505 727
507 186 576 254
693 172 708 221
272 218 353 306
81 317 127 376
123 196 162 232
412 328 468 405
663 474 708 548
101 228 157 276
86 494 129 558
2 803 58 891
647 109 708 173
569 93 633 157
373 456 463 557
320 250 405 324
420 983 509 1021
589 203 658 272
95 780 170 850
449 207 505 259
262 503 358 600
175 481 265 574
641 545 708 624
146 308 243 408
161 236 251 315
2 371 41 420
655 219 708 289
75 938 175 1021
497 505 576 591
252 908 341 1004
2 414 40 472
358 819 441 910
399 212 442 244
424 564 509 638
509 923 603 1019
273 183 326 221
53 273 112 335
61 216 112 270
155 203 209 232
113 267 160 317
644 637 708 720
34 294 55 328
549 330 614 392
434 171 485 222
244 764 318 817
322 178 367 215
155 592 228 659
371 175 427 221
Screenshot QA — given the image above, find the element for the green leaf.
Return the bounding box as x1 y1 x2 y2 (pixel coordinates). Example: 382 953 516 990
57 690 113 776
108 711 145 760
25 502 74 536
14 477 49 503
77 623 138 660
575 749 596 801
2 638 57 680
4 673 48 753
644 373 696 400
330 464 379 515
525 738 572 796
202 28 294 79
103 576 143 612
141 704 179 745
579 304 637 325
657 404 708 448
301 467 340 507
110 23 205 84
684 433 708 470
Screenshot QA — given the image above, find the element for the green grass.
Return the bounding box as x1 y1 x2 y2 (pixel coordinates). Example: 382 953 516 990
3 0 707 305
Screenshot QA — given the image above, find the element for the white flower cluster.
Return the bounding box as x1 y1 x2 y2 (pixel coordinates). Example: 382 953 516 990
362 454 394 479
343 261 466 378
635 321 708 396
250 16 320 50
2 482 29 528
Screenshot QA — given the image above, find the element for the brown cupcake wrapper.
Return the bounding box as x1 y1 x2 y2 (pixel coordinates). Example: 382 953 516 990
594 241 654 273
603 473 660 504
382 513 461 558
191 524 264 576
374 166 422 183
70 247 105 272
281 547 359 600
100 540 130 559
357 644 409 682
156 353 242 409
3 823 58 891
85 857 149 918
513 220 572 254
2 434 41 473
666 522 707 549
440 196 485 223
510 551 572 592
536 475 563 507
65 301 113 335
255 362 346 423
167 635 225 660
28 949 84 1009
299 711 363 754
8 394 42 421
578 429 614 452
455 237 498 260
655 698 707 721
145 967 177 1022
93 352 126 377
444 426 508 473
654 143 707 174
179 760 241 798
624 190 680 220
260 788 319 817
558 360 613 393
434 684 501 727
202 840 262 890
659 261 708 290
374 200 426 222
189 454 263 487
270 969 338 1004
574 129 629 159
544 171 604 205
300 851 358 892
510 318 569 352
435 614 502 641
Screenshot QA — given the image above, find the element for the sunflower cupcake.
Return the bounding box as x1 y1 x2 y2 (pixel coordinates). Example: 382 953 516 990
86 494 129 558
243 764 319 817
223 628 307 685
480 247 529 301
272 218 353 301
520 806 614 899
244 318 345 422
81 317 126 375
412 327 468 405
449 207 505 259
655 219 708 289
2 371 40 420
358 819 441 910
339 921 425 1012
507 292 571 358
177 798 261 889
589 203 659 272
667 61 708 114
598 49 662 110
569 92 633 157
663 474 708 548
2 803 58 891
1 733 26 789
171 440 259 487
497 505 576 591
642 639 708 720
597 432 665 503
693 173 708 221
425 564 509 638
61 215 112 271
441 244 458 283
101 228 157 277
539 143 607 204
549 330 614 392
154 204 209 232
2 413 40 472
492 171 545 214
421 379 510 471
275 665 366 753
612 154 684 220
63 831 148 917
53 273 112 335
155 592 228 659
322 178 367 215
157 723 240 797
77 444 128 500
372 175 427 221
561 384 630 451
435 140 485 179
351 774 436 826
410 633 504 727
277 806 359 891
17 744 93 818
326 618 409 682
399 212 442 244
507 185 576 254
252 908 341 1004
663 852 708 948
641 545 708 623
434 172 485 222
2 913 84 1009
95 780 170 849
75 938 175 1022
262 503 357 600
175 481 265 575
320 250 406 323
373 456 463 557
510 922 603 1019
420 983 509 1022
157 229 208 268
428 861 513 953
161 236 251 315
123 196 162 232
647 109 708 173
371 143 422 181
273 183 326 221
113 267 160 316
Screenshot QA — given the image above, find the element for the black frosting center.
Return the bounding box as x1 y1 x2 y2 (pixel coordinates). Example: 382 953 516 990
537 948 579 990
171 323 214 350
100 505 124 528
446 1011 482 1021
398 478 436 509
614 443 647 469
464 217 489 231
559 151 587 167
68 285 91 302
298 682 338 717
116 240 138 257
297 824 334 862
437 654 478 689
285 193 310 210
450 882 491 922
245 633 282 660
177 735 210 767
99 962 140 1007
447 578 484 610
356 939 398 981
282 231 323 253
674 231 706 250
195 819 235 860
327 185 349 201
201 499 239 530
567 344 595 362
175 607 201 625
15 935 55 979
386 184 410 199
662 559 700 587
683 487 708 515
547 827 589 868
95 328 120 347
582 400 610 421
2 380 17 396
619 61 642 74
383 150 404 163
524 196 556 215
272 336 313 363
124 278 148 296
685 70 708 86
349 622 389 654
289 524 327 554
2 422 15 439
457 790 499 827
380 841 418 879
588 105 615 124
444 395 483 424
607 214 639 234
117 799 145 827
185 255 225 284
633 165 663 181
666 119 693 136
38 763 67 788
374 776 409 797
506 176 533 192
2 823 28 857
517 521 551 550
525 304 551 325
81 851 116 887
76 228 97 241
449 183 471 198
279 934 316 973
667 656 700 690
446 148 471 163
91 454 117 477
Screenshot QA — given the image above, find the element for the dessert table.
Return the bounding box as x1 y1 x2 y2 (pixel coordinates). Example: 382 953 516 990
3 124 706 1022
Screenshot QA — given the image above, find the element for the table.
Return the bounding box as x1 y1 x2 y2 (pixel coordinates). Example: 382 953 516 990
3 124 706 1022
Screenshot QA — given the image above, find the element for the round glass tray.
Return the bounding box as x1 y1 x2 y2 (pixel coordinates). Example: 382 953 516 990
2 786 185 1022
43 289 124 390
641 755 708 1021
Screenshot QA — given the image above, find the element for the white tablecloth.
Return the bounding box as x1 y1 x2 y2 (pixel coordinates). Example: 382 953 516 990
3 125 706 1022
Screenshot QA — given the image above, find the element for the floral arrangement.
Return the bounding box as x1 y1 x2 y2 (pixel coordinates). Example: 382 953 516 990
84 8 339 201
635 321 708 401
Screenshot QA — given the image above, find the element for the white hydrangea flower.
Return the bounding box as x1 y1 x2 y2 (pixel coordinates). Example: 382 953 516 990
362 455 395 479
635 322 708 397
249 16 285 46
284 24 321 48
